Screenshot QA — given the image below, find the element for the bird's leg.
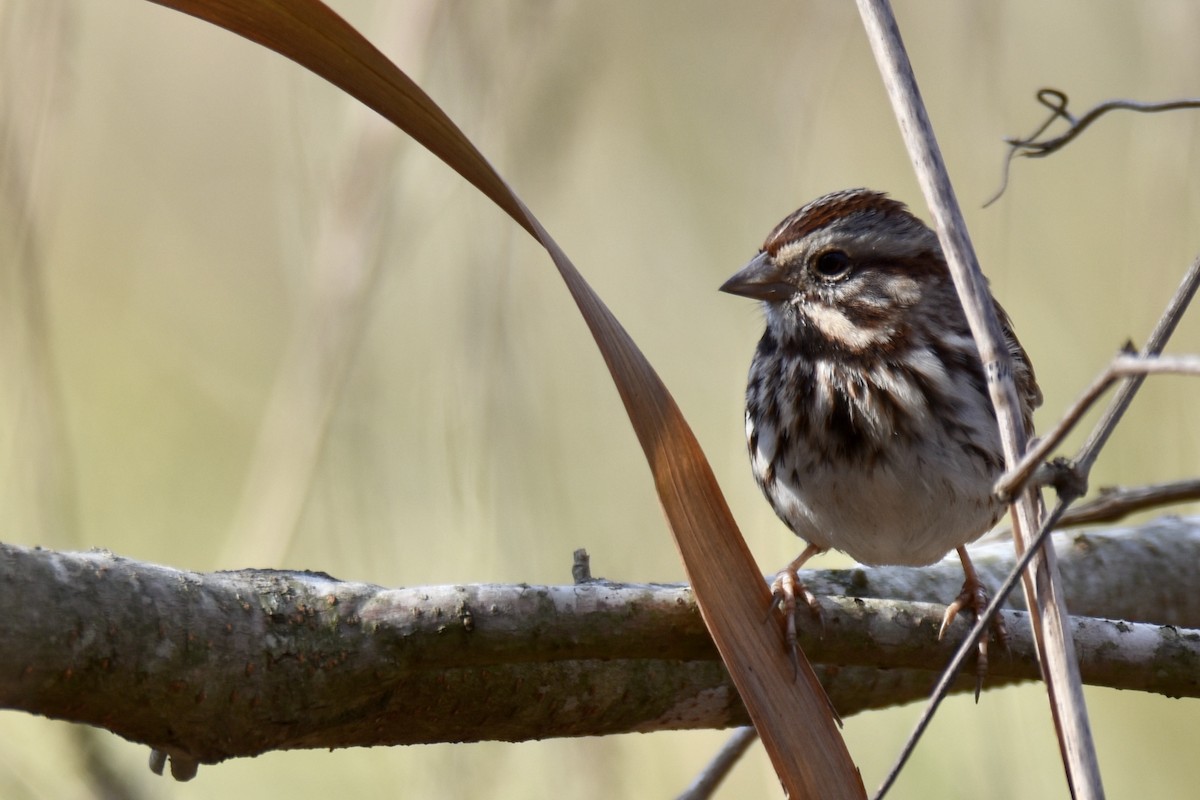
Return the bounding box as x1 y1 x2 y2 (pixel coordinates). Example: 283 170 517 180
768 543 826 674
940 545 1008 698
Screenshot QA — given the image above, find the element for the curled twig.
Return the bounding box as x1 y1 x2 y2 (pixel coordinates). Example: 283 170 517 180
986 89 1200 206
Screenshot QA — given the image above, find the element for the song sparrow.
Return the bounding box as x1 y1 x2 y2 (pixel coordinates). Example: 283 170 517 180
721 188 1041 669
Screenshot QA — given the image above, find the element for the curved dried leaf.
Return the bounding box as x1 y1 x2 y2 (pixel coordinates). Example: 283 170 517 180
146 1 863 795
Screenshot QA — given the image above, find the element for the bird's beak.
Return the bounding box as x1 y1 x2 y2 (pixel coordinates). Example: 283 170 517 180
719 251 792 301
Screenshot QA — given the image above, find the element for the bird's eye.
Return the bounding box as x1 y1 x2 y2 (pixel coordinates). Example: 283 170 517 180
812 250 852 280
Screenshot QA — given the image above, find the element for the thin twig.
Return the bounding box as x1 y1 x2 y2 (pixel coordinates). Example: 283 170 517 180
1072 256 1200 476
873 497 1076 800
675 727 758 800
981 478 1200 545
1057 479 1200 528
916 258 1200 798
986 90 1200 206
854 3 1102 798
687 472 1199 795
997 352 1200 500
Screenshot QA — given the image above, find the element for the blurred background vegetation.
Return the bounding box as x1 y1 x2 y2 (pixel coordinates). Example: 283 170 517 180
2 1 1198 797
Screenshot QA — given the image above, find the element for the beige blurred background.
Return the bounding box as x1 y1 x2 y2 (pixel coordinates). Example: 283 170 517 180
2 1 1199 797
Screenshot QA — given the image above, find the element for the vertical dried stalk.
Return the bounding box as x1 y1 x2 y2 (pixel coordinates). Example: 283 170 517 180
0 1 78 546
220 8 423 568
854 1 1103 797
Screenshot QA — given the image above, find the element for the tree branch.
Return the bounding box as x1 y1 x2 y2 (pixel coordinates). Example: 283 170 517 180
3 517 1199 778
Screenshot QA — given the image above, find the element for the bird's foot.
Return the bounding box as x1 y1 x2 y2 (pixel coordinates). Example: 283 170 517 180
768 566 823 678
939 574 1008 699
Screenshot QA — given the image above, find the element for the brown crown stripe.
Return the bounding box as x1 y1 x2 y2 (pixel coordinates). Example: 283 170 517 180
763 189 911 256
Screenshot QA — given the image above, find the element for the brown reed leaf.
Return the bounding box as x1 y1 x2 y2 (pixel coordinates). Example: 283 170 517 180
145 1 863 795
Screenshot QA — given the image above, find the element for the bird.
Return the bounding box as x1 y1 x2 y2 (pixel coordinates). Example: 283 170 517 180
720 188 1041 675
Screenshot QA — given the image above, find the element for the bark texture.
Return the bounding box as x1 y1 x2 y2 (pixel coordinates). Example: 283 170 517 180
2 517 1198 774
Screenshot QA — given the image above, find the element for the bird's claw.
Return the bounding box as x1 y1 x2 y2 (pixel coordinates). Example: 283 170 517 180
768 567 823 679
939 577 1008 700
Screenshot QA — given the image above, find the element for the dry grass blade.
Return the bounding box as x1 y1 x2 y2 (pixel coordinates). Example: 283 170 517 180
145 0 863 795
